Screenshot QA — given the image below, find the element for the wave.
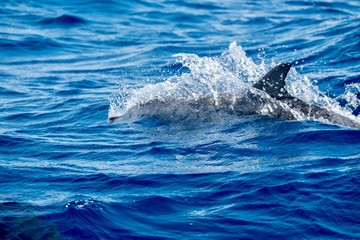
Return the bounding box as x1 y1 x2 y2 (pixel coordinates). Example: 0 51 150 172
0 36 61 53
37 14 87 27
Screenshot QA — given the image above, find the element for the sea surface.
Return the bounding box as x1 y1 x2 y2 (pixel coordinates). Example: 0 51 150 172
1 0 360 239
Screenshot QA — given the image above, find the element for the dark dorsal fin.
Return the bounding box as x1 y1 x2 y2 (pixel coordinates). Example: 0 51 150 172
252 62 293 99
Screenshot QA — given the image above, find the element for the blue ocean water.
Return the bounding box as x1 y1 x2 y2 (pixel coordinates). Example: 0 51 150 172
1 0 360 239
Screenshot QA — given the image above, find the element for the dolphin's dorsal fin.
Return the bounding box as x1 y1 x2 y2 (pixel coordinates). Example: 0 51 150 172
253 62 293 99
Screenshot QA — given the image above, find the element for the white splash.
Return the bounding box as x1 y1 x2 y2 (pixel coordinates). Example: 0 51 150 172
109 42 360 126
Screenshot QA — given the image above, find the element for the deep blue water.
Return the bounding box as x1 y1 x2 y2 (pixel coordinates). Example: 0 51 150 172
1 0 360 239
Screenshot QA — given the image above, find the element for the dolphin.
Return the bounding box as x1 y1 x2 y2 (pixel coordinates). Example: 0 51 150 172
109 63 360 128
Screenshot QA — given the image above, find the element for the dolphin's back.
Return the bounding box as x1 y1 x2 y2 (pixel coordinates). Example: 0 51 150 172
251 63 360 128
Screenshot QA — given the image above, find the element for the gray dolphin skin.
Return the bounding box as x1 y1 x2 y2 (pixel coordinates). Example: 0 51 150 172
109 63 360 128
251 62 360 128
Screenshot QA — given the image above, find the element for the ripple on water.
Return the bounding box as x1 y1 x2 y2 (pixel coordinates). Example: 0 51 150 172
1 0 360 239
